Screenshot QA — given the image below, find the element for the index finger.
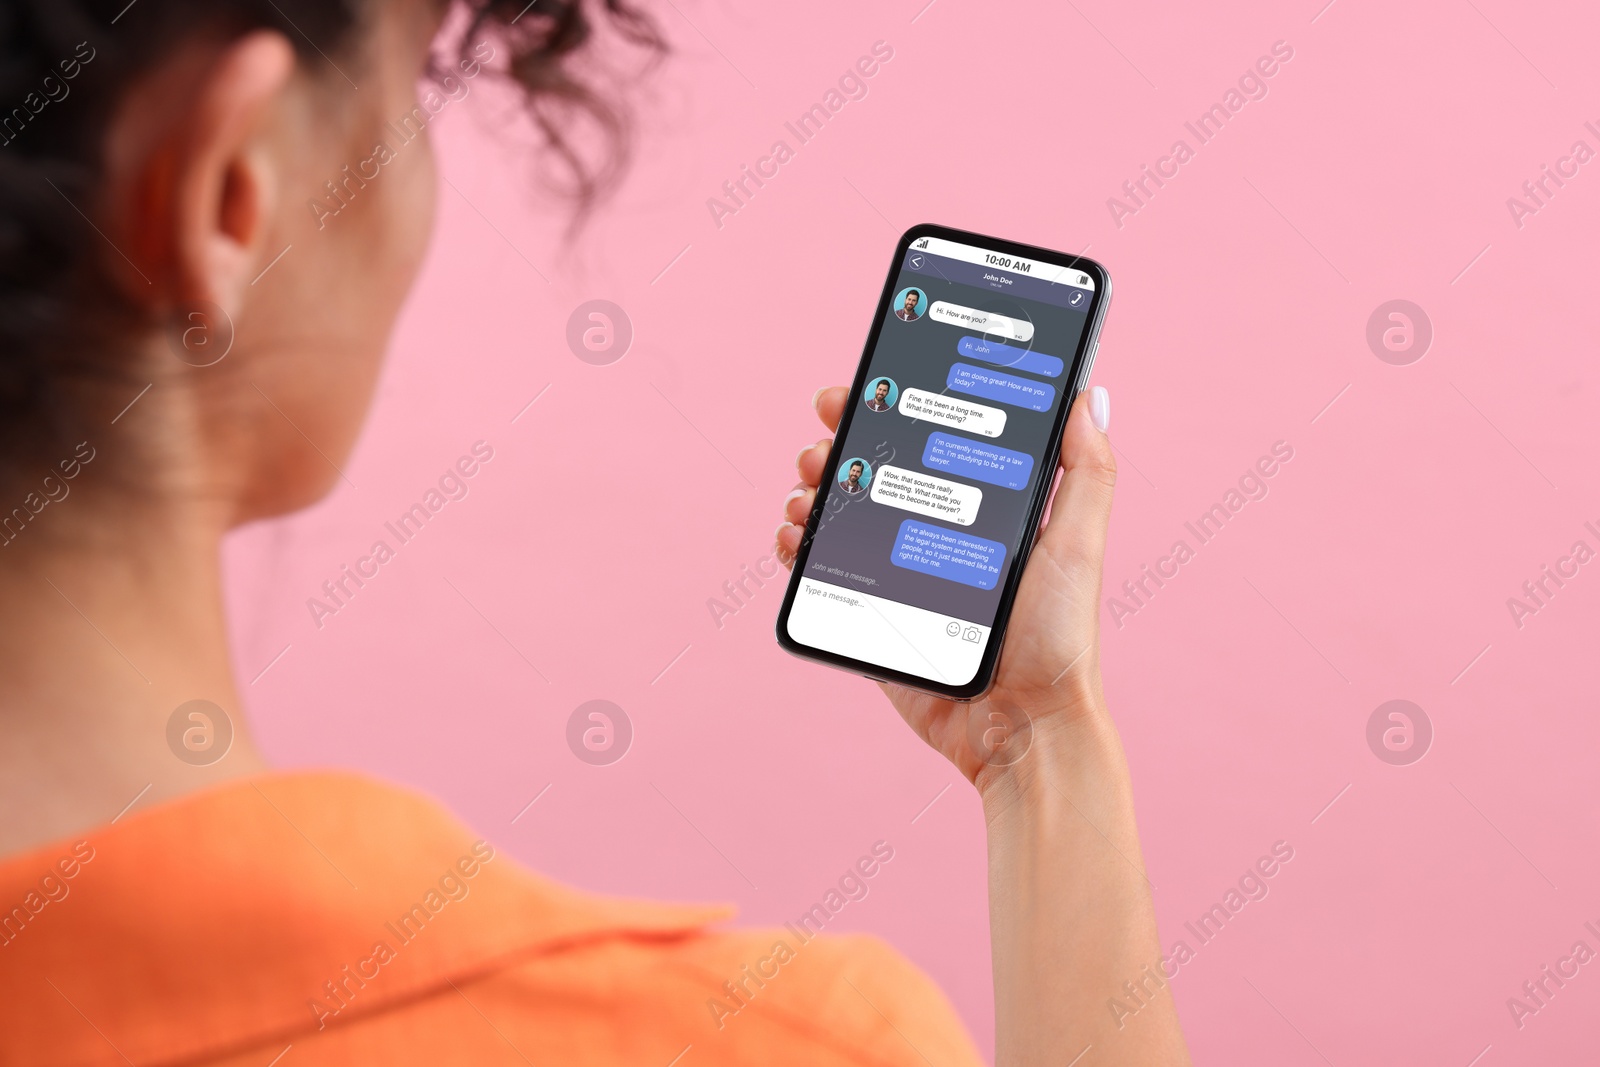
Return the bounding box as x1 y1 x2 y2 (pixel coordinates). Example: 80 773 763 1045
813 386 848 433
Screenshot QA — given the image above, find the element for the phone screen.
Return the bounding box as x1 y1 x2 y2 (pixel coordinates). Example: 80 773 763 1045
779 228 1107 695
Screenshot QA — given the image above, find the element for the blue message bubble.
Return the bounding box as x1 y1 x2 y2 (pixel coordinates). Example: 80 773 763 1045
956 336 1064 378
946 362 1056 412
922 432 1035 491
891 519 1008 590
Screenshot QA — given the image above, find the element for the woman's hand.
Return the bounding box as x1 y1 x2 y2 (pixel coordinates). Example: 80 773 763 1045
781 384 1189 1065
778 384 1117 794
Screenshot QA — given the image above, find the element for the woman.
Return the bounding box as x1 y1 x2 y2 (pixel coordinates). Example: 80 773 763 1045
0 1 1189 1064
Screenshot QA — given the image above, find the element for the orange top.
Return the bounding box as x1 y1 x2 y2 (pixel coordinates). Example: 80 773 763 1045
0 772 982 1067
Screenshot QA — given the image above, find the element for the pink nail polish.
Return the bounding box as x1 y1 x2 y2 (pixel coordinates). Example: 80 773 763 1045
1089 386 1111 433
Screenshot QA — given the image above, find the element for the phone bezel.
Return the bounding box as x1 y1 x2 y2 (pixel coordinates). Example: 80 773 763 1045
774 222 1112 701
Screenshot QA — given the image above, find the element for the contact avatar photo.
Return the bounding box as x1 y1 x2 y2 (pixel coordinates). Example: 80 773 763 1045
837 458 874 494
865 377 898 411
893 286 926 321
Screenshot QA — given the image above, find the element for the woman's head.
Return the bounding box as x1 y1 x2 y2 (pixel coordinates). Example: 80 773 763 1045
0 0 653 524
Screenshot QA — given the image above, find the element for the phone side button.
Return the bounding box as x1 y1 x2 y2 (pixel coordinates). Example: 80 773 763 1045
1075 341 1099 394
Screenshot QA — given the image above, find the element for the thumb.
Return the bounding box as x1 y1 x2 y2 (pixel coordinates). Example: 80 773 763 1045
1035 386 1116 580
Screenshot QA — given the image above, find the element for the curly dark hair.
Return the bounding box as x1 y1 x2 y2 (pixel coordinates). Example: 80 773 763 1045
0 0 659 478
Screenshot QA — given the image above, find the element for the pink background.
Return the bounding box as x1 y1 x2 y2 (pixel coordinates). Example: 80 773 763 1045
227 1 1600 1062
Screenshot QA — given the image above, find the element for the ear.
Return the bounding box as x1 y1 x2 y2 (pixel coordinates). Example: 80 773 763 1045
116 31 297 318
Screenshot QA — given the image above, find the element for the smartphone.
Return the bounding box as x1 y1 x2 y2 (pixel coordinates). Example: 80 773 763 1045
775 223 1111 700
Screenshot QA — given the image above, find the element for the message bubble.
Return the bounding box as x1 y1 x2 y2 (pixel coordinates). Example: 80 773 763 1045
897 388 1007 438
922 432 1035 491
928 301 1035 343
946 362 1056 412
891 519 1008 590
956 336 1063 378
869 464 983 525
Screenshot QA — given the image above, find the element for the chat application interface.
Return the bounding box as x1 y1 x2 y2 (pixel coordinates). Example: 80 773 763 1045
786 237 1096 686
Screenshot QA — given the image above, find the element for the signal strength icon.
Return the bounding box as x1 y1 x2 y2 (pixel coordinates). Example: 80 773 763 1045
914 238 929 249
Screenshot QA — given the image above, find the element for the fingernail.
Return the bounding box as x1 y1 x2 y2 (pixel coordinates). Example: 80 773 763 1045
775 521 795 541
785 487 807 505
796 445 810 470
812 388 824 411
1089 386 1111 433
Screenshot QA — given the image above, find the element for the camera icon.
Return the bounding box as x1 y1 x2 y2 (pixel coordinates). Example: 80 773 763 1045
962 627 980 643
